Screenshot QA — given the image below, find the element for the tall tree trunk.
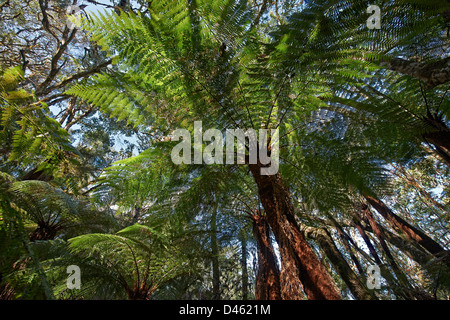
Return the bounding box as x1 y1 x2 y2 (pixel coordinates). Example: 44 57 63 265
239 230 249 300
301 224 376 300
364 195 446 256
277 230 304 299
362 205 402 274
248 164 341 300
252 213 282 300
211 206 220 300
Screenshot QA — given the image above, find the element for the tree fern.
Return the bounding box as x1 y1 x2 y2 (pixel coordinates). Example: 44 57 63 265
4 0 446 300
65 223 190 299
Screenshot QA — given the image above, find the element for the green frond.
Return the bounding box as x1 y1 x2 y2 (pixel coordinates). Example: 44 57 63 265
65 223 190 299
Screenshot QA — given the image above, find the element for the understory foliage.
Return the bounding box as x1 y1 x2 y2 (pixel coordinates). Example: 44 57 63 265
0 0 449 300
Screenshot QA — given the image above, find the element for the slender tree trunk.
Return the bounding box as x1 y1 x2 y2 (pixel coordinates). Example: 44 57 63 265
364 195 446 256
301 224 376 300
211 206 220 300
362 205 416 299
352 214 407 298
329 216 365 275
330 213 432 267
362 204 435 300
362 205 401 273
240 230 249 300
372 225 431 267
58 96 76 125
249 164 341 300
252 213 282 300
353 219 383 265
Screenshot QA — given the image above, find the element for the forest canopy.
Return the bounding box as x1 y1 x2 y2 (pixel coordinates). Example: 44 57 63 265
0 0 449 301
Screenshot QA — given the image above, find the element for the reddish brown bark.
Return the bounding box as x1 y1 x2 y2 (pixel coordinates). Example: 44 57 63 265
252 213 282 300
249 164 341 300
277 230 305 299
364 195 445 256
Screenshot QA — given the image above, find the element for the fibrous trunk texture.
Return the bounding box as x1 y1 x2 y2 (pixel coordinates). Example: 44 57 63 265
249 164 341 300
252 213 282 300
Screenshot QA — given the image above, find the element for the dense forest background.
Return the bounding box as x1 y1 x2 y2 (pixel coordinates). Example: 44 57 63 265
0 0 449 300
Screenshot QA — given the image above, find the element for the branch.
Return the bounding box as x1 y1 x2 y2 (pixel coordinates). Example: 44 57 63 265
250 0 269 30
0 0 10 13
84 0 115 9
35 27 78 97
47 58 113 93
38 0 58 40
64 104 96 130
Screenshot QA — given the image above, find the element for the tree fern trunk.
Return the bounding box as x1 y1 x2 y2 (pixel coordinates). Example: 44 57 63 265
252 213 282 300
248 164 341 300
423 132 450 167
429 143 450 167
15 210 55 299
278 238 305 299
